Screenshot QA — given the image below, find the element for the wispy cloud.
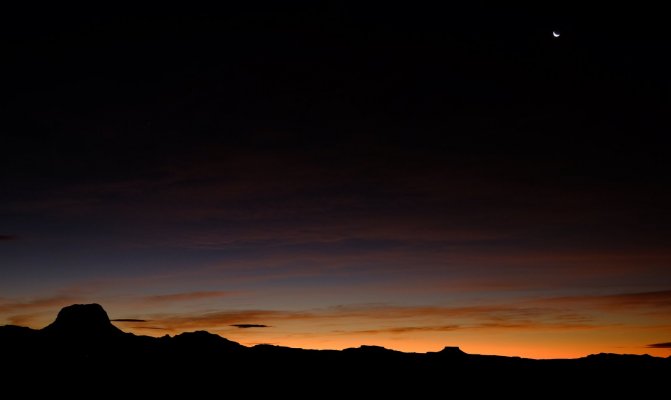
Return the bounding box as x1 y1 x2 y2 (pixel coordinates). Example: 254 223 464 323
539 290 671 312
111 318 148 322
6 313 41 326
600 290 671 308
142 291 234 304
0 294 83 327
0 295 78 314
131 326 167 330
125 289 671 339
130 301 602 337
345 325 461 335
15 152 669 260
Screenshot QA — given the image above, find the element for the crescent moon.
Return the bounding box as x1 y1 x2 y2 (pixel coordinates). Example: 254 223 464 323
552 31 560 38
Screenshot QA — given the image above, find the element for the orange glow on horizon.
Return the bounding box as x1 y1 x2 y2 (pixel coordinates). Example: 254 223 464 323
120 323 671 360
3 289 671 360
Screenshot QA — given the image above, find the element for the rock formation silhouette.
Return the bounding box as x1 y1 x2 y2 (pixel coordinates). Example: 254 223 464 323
42 303 123 338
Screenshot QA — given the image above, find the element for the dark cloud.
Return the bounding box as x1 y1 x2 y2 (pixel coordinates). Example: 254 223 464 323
231 324 270 329
111 318 148 322
0 235 17 241
647 342 671 348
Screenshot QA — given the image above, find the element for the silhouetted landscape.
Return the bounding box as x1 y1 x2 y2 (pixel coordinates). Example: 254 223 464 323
1 304 668 395
3 8 671 397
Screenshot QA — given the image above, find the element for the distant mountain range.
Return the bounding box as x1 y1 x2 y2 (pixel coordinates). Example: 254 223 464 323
1 304 668 395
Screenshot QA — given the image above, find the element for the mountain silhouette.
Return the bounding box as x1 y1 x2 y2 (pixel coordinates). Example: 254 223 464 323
172 330 246 356
1 304 669 395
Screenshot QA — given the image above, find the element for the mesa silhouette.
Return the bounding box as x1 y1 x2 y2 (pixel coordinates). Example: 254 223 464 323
1 304 668 394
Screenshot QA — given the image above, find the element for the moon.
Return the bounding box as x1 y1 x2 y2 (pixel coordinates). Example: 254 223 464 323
552 30 560 38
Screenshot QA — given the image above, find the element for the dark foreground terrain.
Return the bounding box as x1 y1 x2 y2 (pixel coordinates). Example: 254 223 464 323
1 304 668 395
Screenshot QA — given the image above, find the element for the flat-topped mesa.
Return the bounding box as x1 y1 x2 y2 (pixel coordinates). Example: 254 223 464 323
42 303 123 338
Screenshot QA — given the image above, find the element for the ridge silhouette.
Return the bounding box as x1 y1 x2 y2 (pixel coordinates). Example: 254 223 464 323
1 304 668 395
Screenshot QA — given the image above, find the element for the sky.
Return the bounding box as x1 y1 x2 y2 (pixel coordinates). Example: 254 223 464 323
1 5 670 359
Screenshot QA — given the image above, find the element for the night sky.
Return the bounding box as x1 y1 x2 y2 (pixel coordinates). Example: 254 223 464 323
2 5 670 358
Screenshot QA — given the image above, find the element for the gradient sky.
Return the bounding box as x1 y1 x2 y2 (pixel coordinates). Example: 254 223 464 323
2 5 670 359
